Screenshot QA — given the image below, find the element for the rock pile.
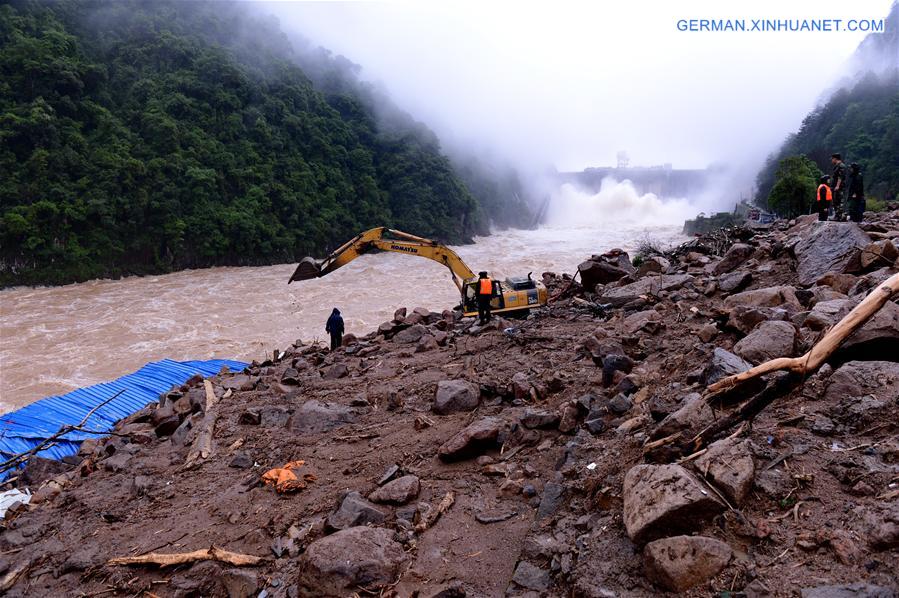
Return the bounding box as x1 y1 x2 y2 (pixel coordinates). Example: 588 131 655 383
3 208 898 596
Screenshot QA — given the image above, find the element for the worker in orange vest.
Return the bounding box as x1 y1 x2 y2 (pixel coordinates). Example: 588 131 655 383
815 175 832 222
476 271 495 324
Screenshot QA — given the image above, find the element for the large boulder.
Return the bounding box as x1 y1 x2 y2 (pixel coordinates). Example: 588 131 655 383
597 274 693 306
297 527 408 597
433 380 480 415
859 239 898 270
702 348 752 386
621 310 663 335
693 438 755 505
724 286 802 310
733 320 797 364
653 393 715 439
803 298 854 331
394 324 427 344
289 400 355 434
824 361 899 403
726 305 791 335
622 464 725 544
438 417 503 461
839 300 899 357
717 271 752 293
368 475 420 505
865 504 899 550
799 583 896 598
643 535 732 592
794 222 871 286
636 256 670 277
579 259 629 291
713 243 754 275
815 272 859 295
325 492 387 531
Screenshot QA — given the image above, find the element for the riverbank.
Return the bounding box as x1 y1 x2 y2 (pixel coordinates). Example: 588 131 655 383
2 212 897 596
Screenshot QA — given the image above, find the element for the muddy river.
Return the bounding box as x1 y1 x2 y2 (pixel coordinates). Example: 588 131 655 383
0 182 693 412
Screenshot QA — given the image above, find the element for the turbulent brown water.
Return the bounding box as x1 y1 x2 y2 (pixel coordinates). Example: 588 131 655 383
0 183 693 412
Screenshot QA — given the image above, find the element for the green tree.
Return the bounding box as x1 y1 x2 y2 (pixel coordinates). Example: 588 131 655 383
767 156 822 218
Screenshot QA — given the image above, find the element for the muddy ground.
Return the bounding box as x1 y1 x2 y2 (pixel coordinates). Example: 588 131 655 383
2 210 898 597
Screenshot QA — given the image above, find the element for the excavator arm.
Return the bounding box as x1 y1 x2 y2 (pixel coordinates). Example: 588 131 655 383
288 227 475 291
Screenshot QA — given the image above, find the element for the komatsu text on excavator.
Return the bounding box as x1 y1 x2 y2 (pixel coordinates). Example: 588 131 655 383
288 227 548 317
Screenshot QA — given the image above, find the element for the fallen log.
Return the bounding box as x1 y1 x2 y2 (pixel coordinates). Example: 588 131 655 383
107 546 264 568
691 371 801 451
184 381 222 467
707 271 899 395
647 272 899 459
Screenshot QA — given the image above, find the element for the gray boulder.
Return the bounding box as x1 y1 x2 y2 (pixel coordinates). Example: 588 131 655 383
368 475 420 505
325 492 387 531
438 417 503 461
718 270 752 293
433 380 480 414
644 535 732 592
289 400 355 434
298 527 408 597
693 437 755 505
795 222 871 286
840 299 899 355
724 286 802 310
733 320 796 364
622 464 724 544
702 348 752 385
800 583 895 598
394 324 427 344
597 274 693 306
713 243 754 275
579 259 629 291
653 393 715 438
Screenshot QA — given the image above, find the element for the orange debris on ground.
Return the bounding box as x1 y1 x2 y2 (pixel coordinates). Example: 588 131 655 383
261 460 316 493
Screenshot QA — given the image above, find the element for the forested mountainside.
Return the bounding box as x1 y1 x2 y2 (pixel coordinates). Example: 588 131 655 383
0 1 528 286
756 3 899 211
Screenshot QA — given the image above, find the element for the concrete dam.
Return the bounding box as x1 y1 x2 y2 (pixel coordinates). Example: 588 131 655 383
556 166 711 197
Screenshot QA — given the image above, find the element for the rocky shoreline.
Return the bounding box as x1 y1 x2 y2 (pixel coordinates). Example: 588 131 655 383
2 210 898 597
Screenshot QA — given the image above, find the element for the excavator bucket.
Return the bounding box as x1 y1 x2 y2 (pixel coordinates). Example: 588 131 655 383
288 257 322 284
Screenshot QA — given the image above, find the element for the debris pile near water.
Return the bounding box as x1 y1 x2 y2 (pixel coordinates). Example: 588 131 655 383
2 210 898 596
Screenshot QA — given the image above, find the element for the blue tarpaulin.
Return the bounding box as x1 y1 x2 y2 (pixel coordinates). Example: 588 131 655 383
0 359 247 479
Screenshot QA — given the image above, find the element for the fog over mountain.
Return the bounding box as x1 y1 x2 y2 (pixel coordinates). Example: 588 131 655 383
260 0 894 204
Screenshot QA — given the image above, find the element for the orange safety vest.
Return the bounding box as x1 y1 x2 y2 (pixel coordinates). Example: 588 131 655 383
817 184 832 202
478 278 493 295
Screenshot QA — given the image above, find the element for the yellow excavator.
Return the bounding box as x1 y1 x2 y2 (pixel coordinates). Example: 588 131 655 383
288 227 547 317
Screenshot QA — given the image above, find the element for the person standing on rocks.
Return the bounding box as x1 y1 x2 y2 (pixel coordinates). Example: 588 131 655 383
325 307 344 351
476 271 495 324
847 162 865 223
830 153 847 220
815 175 832 222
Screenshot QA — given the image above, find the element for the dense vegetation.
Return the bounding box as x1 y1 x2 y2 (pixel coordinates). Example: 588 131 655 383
0 1 526 286
757 4 899 214
766 156 823 218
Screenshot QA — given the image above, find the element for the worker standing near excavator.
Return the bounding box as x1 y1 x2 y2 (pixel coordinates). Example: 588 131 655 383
476 271 495 324
816 175 832 222
325 307 344 351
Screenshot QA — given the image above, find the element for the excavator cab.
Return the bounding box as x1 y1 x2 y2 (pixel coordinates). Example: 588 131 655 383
460 272 545 317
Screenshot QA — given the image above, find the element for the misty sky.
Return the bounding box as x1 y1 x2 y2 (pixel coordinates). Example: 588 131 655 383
259 0 893 190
